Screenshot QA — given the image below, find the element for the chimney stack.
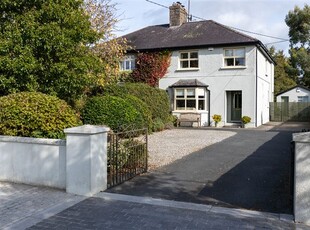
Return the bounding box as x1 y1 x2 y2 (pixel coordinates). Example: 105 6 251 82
169 2 187 27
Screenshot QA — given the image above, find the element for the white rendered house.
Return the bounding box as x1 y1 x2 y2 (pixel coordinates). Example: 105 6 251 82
121 3 275 127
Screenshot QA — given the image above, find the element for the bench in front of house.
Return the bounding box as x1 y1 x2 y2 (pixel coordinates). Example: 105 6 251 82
177 113 201 127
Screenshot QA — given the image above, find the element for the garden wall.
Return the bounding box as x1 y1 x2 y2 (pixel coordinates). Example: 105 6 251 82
0 136 66 189
293 132 310 225
0 125 109 196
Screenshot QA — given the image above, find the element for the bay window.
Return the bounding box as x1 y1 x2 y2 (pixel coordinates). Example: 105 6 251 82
175 88 206 111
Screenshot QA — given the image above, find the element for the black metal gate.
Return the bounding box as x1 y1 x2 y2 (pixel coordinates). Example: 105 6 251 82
107 128 148 188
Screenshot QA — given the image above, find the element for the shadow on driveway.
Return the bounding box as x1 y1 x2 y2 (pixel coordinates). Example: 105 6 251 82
107 128 294 214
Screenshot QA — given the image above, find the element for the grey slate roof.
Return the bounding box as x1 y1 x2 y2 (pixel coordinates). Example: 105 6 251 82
170 79 209 88
123 20 260 51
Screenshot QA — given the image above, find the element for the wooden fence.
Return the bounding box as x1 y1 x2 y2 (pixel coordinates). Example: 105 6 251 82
270 102 310 122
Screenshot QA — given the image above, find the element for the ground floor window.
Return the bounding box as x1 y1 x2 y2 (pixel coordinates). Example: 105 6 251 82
174 88 207 111
298 96 309 102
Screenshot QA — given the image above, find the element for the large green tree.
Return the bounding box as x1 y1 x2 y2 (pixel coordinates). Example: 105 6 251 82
0 0 105 103
285 4 310 87
268 47 297 96
83 0 128 86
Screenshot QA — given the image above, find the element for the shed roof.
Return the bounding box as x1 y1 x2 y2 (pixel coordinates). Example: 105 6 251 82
276 85 310 96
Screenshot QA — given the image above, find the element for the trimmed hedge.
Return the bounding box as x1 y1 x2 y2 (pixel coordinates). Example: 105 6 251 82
82 95 144 131
123 95 152 130
102 83 171 125
0 92 81 138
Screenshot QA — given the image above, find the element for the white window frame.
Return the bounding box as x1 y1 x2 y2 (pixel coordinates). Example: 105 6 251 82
223 48 246 67
174 87 207 111
298 96 309 102
179 51 199 70
119 55 136 71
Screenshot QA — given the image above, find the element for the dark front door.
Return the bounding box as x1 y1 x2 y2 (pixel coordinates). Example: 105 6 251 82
230 91 242 122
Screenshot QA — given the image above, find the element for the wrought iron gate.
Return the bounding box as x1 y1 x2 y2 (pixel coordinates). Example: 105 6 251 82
107 128 148 188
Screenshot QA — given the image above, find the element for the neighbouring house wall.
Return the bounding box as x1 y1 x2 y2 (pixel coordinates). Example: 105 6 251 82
0 136 66 189
256 48 274 126
293 132 310 225
276 87 310 102
159 45 258 126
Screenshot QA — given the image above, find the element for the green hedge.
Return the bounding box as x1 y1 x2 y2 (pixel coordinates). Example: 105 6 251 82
82 95 144 131
102 83 171 126
0 92 81 138
123 95 152 130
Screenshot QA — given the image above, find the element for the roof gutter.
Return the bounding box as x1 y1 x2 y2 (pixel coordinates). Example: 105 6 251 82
256 41 276 65
126 41 260 54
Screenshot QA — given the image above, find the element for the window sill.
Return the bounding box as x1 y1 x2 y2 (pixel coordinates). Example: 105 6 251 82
220 66 247 70
175 68 200 72
173 110 207 113
119 70 134 72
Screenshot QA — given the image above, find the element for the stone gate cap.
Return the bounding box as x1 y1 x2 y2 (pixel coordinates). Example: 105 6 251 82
64 125 110 134
293 132 310 142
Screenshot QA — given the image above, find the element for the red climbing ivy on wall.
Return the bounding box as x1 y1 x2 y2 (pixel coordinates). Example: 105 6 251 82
131 51 171 87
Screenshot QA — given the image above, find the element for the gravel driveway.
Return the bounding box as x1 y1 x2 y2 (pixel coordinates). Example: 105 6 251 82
148 128 236 170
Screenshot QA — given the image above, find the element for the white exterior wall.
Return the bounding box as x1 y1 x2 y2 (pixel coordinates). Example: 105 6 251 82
0 136 66 189
159 45 273 127
256 49 274 126
276 87 310 102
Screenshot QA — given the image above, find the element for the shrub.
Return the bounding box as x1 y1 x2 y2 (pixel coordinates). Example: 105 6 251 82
152 118 165 132
212 114 222 123
82 95 144 131
241 116 251 124
125 83 170 123
102 83 170 124
123 95 152 130
0 92 81 138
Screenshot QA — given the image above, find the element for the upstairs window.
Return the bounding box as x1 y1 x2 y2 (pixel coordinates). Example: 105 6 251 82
120 55 136 71
179 51 199 69
224 48 245 67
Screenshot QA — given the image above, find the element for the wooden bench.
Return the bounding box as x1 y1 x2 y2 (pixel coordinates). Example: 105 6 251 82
177 113 201 127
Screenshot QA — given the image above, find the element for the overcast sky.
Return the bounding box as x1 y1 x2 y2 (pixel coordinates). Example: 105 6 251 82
111 0 308 54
